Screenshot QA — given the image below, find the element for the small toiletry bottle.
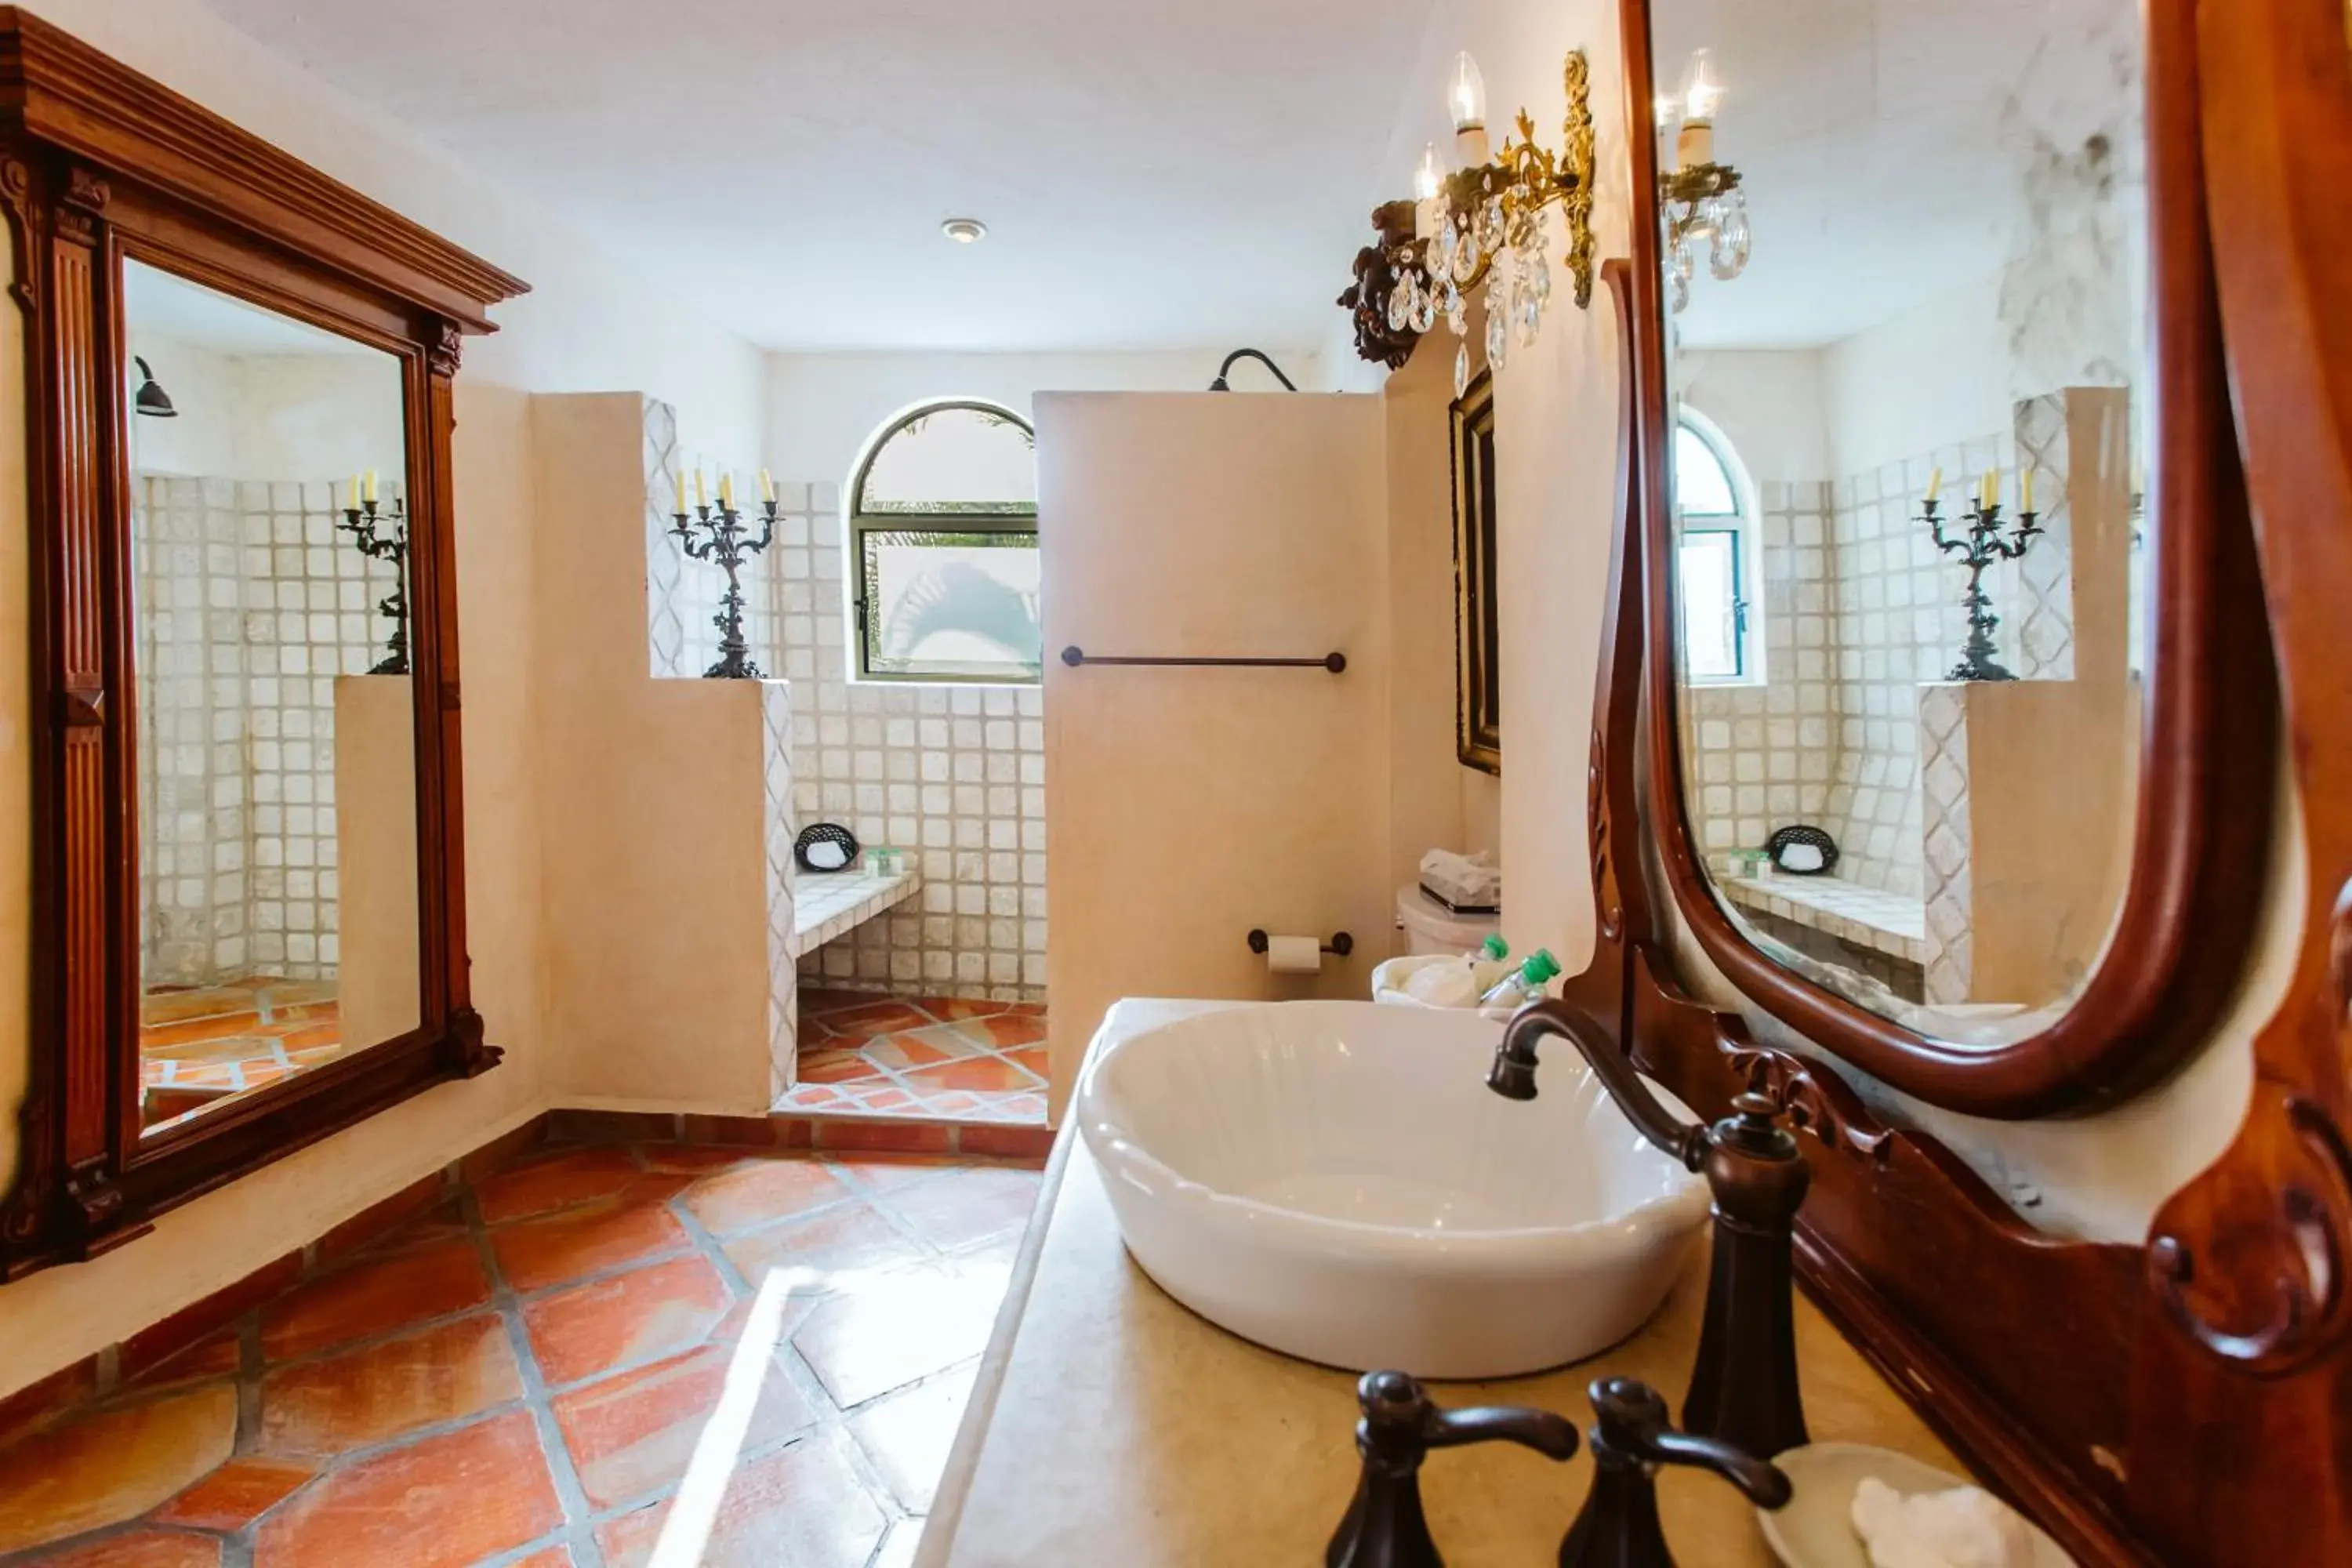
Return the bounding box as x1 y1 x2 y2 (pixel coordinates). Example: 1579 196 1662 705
1479 934 1510 964
1479 948 1562 1009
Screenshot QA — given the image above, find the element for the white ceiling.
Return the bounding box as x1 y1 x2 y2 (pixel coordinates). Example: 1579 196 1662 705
200 0 1436 354
1653 0 2143 350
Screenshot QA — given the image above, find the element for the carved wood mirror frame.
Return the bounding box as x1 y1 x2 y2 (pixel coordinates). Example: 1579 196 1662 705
0 12 528 1278
1620 0 2278 1120
1559 2 2352 1559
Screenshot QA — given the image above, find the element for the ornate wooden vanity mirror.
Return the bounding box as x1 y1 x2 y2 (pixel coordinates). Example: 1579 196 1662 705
0 11 527 1276
1557 0 2352 1560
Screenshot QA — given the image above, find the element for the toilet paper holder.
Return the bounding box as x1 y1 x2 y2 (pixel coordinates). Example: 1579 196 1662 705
1249 929 1355 958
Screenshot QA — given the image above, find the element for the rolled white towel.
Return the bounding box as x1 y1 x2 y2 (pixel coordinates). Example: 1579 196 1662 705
1402 962 1483 1009
1851 1476 2039 1568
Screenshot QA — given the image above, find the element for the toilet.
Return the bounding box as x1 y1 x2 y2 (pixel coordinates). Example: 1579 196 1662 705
1395 884 1501 956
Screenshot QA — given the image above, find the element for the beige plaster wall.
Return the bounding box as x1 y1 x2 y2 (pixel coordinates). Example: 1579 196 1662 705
1038 394 1392 1113
532 394 775 1113
1382 324 1474 902
332 676 422 1049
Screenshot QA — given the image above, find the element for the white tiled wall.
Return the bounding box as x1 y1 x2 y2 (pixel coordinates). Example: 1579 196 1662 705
764 490 1047 1003
134 473 405 987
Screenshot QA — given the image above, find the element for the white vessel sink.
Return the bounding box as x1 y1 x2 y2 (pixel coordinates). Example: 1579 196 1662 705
1076 1000 1709 1379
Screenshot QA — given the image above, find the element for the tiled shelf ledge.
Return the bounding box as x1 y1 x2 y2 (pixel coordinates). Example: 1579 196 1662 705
789 866 922 960
1722 873 1927 964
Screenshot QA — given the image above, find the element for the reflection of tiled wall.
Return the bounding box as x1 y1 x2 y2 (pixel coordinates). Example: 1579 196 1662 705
763 496 1047 1004
1682 481 1838 863
1916 683 1974 1004
135 474 401 987
1817 434 2005 895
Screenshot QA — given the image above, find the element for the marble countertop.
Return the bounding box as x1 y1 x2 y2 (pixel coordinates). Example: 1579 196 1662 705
916 999 1962 1567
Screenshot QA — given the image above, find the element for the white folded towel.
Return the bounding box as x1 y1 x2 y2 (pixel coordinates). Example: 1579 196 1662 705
1851 1477 2039 1568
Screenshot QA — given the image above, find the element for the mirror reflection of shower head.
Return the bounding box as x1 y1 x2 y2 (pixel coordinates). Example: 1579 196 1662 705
132 356 177 418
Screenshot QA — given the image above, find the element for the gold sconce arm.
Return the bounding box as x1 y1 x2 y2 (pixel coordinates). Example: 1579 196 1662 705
1339 49 1599 372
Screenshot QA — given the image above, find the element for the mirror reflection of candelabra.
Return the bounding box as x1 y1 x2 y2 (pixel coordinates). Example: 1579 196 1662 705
1919 467 2042 683
671 462 778 680
340 470 409 676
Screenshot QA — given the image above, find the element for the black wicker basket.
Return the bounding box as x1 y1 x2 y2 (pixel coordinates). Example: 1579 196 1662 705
1764 824 1839 877
793 822 861 874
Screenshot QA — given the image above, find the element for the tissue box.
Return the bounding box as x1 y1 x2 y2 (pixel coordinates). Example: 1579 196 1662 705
1419 848 1501 914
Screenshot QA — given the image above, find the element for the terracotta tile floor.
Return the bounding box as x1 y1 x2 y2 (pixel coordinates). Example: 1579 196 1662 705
0 1139 1044 1567
784 991 1048 1127
139 978 347 1129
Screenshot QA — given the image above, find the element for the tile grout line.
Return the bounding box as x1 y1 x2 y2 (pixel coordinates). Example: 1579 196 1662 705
466 1172 610 1568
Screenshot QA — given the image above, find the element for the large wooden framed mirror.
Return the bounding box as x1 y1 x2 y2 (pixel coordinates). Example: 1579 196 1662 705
1620 0 2276 1116
0 13 527 1275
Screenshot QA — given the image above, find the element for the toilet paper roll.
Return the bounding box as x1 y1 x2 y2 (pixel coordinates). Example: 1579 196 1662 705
1265 935 1324 975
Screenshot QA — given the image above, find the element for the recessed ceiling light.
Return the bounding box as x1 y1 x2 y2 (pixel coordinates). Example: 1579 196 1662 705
941 218 988 245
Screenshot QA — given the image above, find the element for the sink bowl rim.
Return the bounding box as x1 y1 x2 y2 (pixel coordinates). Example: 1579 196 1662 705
1075 1000 1711 1262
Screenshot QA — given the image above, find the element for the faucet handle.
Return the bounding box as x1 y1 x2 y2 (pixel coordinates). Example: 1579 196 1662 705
1591 1377 1792 1507
1354 1368 1581 1464
1559 1378 1792 1568
1329 1371 1579 1568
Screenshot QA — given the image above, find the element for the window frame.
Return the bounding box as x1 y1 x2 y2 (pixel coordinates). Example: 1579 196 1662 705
1671 409 1762 686
846 399 1042 686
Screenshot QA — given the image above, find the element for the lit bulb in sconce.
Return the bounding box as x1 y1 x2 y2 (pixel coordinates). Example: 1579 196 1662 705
1676 49 1724 166
1448 51 1491 165
1449 51 1487 132
1412 141 1447 241
1414 142 1446 202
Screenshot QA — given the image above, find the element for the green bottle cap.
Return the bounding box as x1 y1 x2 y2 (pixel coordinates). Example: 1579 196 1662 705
1522 949 1563 985
1481 934 1510 961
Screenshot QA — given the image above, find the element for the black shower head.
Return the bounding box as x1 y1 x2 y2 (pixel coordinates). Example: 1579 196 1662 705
132 356 177 419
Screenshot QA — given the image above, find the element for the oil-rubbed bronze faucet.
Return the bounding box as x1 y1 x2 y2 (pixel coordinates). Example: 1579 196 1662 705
1559 1377 1791 1568
1488 998 1812 1458
1327 1370 1580 1568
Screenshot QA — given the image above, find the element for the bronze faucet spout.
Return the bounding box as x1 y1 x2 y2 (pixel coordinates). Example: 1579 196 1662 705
1483 998 1813 1459
1489 1000 1707 1171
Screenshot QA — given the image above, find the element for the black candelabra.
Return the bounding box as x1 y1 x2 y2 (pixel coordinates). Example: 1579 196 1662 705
338 495 410 676
670 488 776 680
1921 488 2042 682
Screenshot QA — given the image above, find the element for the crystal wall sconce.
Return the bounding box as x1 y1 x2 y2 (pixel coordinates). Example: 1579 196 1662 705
1340 50 1597 388
1659 49 1750 312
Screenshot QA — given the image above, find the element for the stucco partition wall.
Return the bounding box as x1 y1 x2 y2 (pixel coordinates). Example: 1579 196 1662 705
332 675 422 1050
533 393 779 1113
1037 392 1390 1116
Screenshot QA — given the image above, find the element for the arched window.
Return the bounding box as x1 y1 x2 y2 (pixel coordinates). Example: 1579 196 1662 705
848 401 1042 683
1673 412 1759 683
